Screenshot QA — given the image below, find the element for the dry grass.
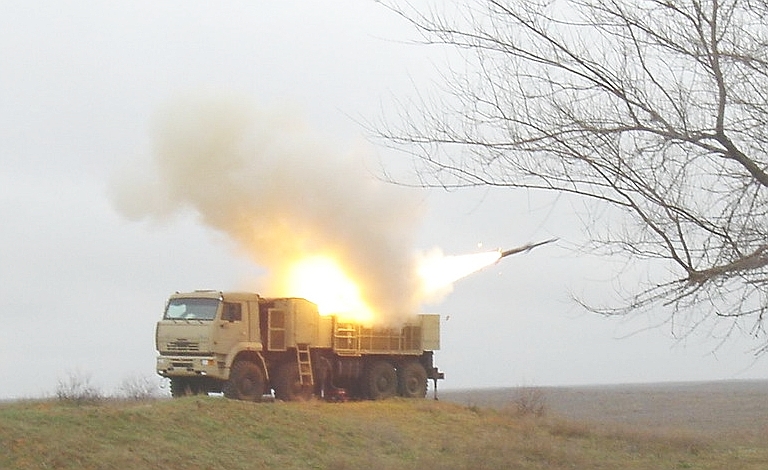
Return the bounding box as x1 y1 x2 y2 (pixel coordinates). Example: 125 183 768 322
442 380 768 442
1 396 767 469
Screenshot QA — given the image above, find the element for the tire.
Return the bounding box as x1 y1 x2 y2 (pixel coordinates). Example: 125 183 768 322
365 361 398 400
274 362 313 401
170 378 190 398
171 378 208 397
398 362 427 398
224 361 265 401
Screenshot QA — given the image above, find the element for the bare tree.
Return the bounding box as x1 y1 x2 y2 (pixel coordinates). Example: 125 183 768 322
380 1 768 347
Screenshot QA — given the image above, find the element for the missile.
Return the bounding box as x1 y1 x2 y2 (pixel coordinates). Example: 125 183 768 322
499 238 558 259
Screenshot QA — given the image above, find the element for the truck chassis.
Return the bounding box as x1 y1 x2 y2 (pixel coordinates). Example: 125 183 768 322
156 292 443 401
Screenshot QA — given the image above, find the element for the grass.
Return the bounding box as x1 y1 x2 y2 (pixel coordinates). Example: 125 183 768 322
1 397 767 470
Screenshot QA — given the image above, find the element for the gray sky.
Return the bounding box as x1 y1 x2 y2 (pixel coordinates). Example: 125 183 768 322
1 1 765 399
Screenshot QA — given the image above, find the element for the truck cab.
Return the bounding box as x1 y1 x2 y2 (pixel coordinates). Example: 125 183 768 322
155 291 263 395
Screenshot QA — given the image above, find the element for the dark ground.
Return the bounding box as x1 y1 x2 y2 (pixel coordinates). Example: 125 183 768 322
441 380 768 439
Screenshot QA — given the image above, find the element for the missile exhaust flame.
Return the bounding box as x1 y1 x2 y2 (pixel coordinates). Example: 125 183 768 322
111 95 557 325
417 250 502 297
280 239 556 322
284 255 375 324
417 239 557 300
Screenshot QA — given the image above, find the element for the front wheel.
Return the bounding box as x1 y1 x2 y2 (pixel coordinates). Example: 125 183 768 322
170 377 190 398
224 361 265 401
170 378 206 397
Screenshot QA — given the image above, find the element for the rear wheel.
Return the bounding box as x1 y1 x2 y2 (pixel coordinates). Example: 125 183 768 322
398 362 427 398
365 361 397 400
224 361 265 401
274 362 313 401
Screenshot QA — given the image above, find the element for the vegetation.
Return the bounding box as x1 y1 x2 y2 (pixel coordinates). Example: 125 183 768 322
381 0 768 346
1 396 766 470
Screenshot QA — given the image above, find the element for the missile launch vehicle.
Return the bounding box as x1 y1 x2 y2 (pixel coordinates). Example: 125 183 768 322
155 290 443 401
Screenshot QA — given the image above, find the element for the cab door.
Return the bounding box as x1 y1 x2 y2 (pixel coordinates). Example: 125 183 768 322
214 301 248 354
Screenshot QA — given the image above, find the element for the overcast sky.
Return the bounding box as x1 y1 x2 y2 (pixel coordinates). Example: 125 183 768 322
1 1 765 399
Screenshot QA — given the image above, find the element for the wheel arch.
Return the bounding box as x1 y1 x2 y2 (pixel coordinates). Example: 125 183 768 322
229 348 269 382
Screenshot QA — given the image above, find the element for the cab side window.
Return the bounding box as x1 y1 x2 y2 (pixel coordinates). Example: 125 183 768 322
223 302 242 322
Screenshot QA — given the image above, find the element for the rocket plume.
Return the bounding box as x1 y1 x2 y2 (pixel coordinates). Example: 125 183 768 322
110 94 553 324
110 94 424 324
416 249 501 302
416 239 557 302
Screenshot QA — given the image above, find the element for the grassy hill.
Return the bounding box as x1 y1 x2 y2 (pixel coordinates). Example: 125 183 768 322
1 396 766 470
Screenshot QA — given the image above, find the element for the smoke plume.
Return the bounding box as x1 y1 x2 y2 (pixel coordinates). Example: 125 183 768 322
110 94 425 323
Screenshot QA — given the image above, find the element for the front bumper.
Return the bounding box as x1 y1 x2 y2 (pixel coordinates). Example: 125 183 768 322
156 355 228 380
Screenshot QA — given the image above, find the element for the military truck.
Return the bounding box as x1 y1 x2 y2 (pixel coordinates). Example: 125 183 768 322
155 290 443 401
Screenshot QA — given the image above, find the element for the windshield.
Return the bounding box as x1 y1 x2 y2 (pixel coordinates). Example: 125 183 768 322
164 298 220 321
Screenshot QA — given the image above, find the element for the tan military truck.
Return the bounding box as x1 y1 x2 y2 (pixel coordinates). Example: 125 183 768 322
155 290 443 401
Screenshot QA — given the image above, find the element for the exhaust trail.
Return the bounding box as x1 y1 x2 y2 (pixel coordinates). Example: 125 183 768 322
110 93 425 324
416 239 556 302
110 93 556 324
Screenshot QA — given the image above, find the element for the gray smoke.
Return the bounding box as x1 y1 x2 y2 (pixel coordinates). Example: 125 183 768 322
110 93 425 323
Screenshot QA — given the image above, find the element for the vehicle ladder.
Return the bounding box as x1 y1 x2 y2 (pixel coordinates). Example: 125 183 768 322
296 343 314 386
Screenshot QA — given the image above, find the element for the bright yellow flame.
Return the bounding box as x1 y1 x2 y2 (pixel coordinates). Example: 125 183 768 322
285 255 375 323
282 250 502 324
417 250 502 295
